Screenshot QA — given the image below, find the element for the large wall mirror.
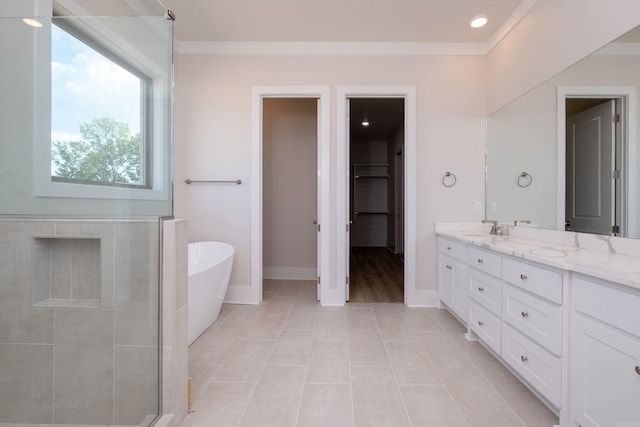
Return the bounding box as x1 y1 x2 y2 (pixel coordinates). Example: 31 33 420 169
486 25 640 239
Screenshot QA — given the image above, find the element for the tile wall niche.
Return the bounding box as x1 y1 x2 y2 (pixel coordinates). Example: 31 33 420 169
0 218 160 425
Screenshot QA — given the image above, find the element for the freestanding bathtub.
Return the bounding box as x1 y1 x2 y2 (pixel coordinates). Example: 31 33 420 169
187 241 235 346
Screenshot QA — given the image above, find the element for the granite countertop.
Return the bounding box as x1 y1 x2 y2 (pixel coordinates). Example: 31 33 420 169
436 225 640 291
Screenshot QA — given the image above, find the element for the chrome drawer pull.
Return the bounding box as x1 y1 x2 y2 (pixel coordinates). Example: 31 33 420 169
478 287 485 292
477 258 484 264
478 321 484 327
520 273 528 281
447 246 452 250
521 311 529 318
635 366 640 375
446 265 453 270
521 355 528 362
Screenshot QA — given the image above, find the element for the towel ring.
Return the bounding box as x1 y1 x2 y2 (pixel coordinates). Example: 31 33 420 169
517 172 532 188
442 171 457 188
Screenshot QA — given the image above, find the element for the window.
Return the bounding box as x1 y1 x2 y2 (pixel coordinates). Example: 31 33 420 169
50 21 151 188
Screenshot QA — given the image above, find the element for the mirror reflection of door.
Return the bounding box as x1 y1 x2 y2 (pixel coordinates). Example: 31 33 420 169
565 98 620 235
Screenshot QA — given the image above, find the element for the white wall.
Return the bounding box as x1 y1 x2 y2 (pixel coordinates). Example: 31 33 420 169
262 98 318 279
487 0 640 113
173 54 487 298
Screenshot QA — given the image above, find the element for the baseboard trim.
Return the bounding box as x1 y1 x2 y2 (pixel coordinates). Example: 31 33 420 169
224 284 260 305
263 266 316 281
406 289 440 307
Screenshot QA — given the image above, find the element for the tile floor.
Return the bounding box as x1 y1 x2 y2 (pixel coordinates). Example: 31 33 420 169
182 280 559 427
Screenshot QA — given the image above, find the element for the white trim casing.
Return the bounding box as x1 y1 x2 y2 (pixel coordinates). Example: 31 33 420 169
251 86 331 305
337 86 417 306
557 86 637 238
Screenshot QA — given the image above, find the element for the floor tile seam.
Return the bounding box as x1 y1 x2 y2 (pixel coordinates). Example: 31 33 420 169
234 338 281 427
292 362 310 427
474 358 531 427
210 337 276 383
229 380 259 427
378 337 414 427
302 380 351 385
372 331 415 426
437 380 472 427
346 335 357 427
445 335 530 426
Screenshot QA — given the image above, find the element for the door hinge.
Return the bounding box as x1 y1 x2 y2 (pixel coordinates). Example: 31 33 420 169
346 223 350 232
317 276 320 284
317 224 320 232
612 225 620 234
612 170 621 179
346 276 349 284
613 114 621 123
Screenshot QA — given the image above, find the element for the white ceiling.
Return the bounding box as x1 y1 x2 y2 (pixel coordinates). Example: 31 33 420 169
161 0 533 45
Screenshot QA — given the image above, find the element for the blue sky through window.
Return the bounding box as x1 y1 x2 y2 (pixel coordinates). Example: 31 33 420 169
51 23 141 143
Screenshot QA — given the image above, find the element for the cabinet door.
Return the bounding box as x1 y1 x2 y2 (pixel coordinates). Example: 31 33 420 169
438 255 454 307
438 255 467 321
570 314 640 426
451 258 467 322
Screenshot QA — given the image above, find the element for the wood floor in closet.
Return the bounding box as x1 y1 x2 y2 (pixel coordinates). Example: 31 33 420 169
349 247 404 303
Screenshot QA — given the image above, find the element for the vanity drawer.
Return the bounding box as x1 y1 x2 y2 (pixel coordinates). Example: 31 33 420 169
502 258 562 304
438 237 466 262
468 268 502 316
468 299 501 355
502 323 562 407
467 246 502 278
572 275 640 338
503 284 562 356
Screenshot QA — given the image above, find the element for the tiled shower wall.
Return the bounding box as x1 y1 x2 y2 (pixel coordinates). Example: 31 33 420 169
0 218 160 425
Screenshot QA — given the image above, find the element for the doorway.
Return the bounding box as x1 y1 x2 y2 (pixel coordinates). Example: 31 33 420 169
557 86 637 239
565 98 621 235
348 98 405 302
262 98 318 286
250 86 331 305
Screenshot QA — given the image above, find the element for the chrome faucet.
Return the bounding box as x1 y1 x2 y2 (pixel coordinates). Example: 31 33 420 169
482 220 501 235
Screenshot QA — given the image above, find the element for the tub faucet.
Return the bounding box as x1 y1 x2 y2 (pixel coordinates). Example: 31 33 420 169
482 220 501 235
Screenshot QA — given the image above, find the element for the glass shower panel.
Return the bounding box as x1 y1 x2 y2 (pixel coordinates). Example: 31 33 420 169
0 1 173 425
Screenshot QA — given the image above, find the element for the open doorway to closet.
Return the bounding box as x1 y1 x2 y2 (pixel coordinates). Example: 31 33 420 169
348 98 405 302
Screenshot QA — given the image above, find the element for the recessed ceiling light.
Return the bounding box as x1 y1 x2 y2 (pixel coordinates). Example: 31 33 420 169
470 15 488 29
361 120 370 127
22 18 43 28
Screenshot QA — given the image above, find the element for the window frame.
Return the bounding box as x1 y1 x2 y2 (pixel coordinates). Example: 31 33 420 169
34 8 172 202
50 14 153 189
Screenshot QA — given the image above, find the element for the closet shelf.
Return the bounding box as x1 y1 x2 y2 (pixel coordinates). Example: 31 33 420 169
353 163 389 167
355 175 390 179
354 211 390 215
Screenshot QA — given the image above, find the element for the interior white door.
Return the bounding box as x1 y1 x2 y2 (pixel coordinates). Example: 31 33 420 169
566 100 615 235
316 98 321 301
345 98 351 301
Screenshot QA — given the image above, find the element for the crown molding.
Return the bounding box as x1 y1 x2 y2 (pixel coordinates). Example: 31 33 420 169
175 0 538 56
175 41 489 56
485 0 538 53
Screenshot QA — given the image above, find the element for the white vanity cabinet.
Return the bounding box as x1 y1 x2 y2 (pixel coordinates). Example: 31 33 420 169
437 238 467 321
570 275 640 427
467 247 503 354
501 258 564 407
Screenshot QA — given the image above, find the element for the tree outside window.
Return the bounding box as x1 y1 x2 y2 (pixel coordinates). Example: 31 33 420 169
51 21 148 187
